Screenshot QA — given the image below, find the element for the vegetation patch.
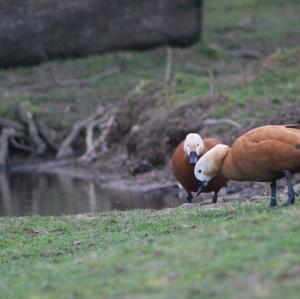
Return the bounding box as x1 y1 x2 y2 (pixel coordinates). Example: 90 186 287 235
1 201 300 298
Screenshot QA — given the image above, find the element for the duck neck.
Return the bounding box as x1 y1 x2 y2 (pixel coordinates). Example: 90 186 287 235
221 149 241 180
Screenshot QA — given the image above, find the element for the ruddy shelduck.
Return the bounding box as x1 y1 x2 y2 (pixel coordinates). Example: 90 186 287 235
172 133 228 203
194 125 300 207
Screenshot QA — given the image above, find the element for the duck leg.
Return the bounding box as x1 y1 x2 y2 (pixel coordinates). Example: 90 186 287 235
212 191 218 204
186 192 193 203
270 180 277 207
284 170 295 205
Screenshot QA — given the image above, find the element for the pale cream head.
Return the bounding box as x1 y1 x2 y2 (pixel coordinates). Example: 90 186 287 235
194 144 229 185
183 133 204 156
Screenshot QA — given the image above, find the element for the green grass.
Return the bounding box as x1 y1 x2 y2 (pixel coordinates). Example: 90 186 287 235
227 66 300 102
203 0 300 49
1 201 300 299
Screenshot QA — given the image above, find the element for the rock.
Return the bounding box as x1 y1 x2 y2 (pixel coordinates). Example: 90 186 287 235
0 0 203 68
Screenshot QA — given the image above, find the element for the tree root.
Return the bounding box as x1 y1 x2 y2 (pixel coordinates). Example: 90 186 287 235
0 128 17 167
0 103 119 168
78 111 116 162
56 106 117 161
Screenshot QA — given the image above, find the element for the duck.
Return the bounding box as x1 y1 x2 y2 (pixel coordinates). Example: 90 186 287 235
194 125 300 207
171 133 228 203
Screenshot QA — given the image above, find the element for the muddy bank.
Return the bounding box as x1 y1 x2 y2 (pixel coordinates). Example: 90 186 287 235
1 66 300 176
2 87 300 202
97 94 300 177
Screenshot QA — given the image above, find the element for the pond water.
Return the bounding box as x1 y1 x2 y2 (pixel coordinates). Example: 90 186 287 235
0 172 184 216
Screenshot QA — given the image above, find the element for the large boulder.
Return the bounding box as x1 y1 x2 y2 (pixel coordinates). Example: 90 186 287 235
0 0 203 68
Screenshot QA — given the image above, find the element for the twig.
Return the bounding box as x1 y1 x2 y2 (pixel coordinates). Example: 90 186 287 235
209 69 216 100
19 67 120 91
125 80 145 100
203 118 242 129
231 49 261 60
165 46 173 83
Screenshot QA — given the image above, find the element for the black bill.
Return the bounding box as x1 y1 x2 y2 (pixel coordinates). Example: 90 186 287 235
189 151 198 165
197 181 207 195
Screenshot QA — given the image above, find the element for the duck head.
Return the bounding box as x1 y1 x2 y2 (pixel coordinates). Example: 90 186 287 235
194 144 229 194
183 133 204 165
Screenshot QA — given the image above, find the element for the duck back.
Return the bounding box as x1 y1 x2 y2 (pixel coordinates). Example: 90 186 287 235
225 125 300 182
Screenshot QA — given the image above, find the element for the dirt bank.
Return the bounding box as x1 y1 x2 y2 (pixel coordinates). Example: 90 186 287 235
6 95 300 204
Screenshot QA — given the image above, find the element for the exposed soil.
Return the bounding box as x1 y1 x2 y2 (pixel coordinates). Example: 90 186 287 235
268 103 300 125
100 97 300 202
95 90 236 176
97 90 300 172
9 95 300 204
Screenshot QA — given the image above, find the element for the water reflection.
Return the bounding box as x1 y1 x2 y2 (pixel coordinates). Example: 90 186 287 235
0 172 183 216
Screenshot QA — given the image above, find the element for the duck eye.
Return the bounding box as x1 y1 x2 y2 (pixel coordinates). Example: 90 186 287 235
197 144 200 146
198 169 202 173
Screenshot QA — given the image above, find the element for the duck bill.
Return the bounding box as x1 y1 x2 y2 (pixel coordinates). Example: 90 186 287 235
197 181 207 195
189 151 198 165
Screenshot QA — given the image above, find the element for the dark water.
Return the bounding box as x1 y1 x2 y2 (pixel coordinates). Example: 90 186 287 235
0 172 183 216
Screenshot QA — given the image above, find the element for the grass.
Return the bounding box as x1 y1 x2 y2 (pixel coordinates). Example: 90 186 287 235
1 200 300 298
203 0 300 48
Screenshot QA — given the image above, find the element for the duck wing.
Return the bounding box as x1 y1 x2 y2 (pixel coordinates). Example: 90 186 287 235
231 125 300 178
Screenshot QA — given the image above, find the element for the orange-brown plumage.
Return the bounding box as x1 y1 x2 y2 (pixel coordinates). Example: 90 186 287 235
194 125 300 206
222 125 300 182
171 137 228 203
